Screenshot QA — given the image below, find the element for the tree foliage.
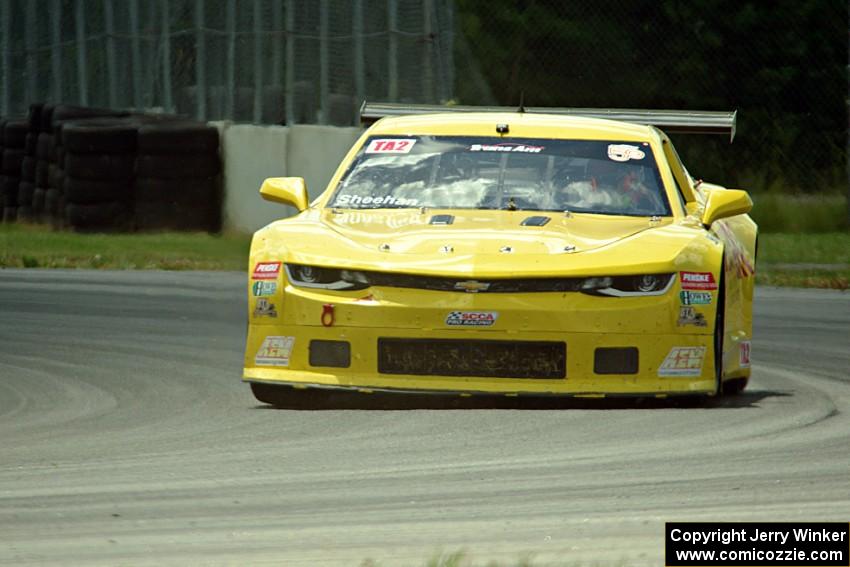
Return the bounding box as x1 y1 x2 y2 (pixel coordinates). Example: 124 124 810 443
456 0 848 193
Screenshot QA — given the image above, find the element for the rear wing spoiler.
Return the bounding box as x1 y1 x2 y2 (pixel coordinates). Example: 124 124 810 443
359 102 737 142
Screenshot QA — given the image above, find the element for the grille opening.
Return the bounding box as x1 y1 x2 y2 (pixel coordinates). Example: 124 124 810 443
378 338 566 379
594 347 639 374
309 340 351 368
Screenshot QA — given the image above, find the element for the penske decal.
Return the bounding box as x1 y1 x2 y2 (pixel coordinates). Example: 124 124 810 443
680 271 717 291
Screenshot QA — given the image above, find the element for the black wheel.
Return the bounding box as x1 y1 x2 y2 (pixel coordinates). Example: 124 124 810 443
62 119 139 154
2 148 25 174
17 181 35 206
64 152 135 180
250 382 336 409
134 200 219 232
64 176 132 204
137 153 220 179
31 187 46 215
36 133 51 159
35 160 49 187
135 176 219 202
66 202 130 230
138 122 220 155
21 156 36 181
3 120 28 148
27 102 44 132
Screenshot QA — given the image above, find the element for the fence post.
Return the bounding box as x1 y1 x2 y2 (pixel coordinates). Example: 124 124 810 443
161 0 173 112
195 0 206 120
76 0 89 105
226 0 236 119
422 0 433 102
285 0 295 124
253 0 263 123
104 0 118 108
319 0 329 124
271 0 282 87
25 1 36 104
50 0 63 103
129 0 142 109
353 0 364 105
0 0 8 115
388 0 398 101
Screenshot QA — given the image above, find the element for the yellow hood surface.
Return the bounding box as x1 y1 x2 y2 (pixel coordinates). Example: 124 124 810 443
256 208 707 278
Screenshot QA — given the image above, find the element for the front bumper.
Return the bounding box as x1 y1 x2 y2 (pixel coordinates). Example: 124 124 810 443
243 324 716 396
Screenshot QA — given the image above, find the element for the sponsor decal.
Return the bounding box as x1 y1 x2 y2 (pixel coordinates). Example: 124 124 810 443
252 281 277 297
677 306 707 327
680 290 712 305
469 143 544 153
607 144 646 162
253 261 281 280
335 194 419 207
446 311 498 327
255 336 295 366
680 271 717 291
365 138 416 154
713 222 756 279
740 340 751 368
658 346 706 377
253 298 278 318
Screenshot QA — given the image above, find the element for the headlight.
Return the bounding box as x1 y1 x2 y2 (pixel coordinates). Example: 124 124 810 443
581 273 674 296
285 264 370 290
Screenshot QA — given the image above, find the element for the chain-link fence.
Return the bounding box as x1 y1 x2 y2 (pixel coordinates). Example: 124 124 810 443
2 0 846 200
0 0 455 125
453 0 848 199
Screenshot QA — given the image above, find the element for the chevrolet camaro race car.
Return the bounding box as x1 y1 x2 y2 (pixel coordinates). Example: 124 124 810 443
243 103 757 404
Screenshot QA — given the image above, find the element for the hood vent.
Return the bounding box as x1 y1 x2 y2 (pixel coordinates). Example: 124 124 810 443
521 215 551 227
429 214 454 225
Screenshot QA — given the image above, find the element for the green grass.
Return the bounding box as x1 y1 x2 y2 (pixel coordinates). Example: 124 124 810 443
749 193 848 233
756 232 850 289
0 224 251 271
1 222 848 289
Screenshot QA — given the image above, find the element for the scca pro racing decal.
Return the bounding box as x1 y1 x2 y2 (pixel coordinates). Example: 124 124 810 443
680 271 717 291
365 139 416 154
255 336 295 366
445 311 498 327
658 346 706 377
253 262 281 280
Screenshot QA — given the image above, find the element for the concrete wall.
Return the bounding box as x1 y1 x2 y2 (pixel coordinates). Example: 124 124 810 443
220 123 363 233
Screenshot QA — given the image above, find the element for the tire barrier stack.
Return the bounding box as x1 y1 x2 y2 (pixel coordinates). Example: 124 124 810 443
2 102 222 233
50 105 130 230
135 122 222 232
1 119 28 223
62 118 139 231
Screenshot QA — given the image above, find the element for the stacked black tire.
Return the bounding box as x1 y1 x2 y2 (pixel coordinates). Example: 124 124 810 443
51 105 131 230
1 118 28 222
62 118 138 231
135 122 222 232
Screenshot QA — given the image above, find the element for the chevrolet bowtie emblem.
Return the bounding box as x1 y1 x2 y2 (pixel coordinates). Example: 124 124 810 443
454 280 490 293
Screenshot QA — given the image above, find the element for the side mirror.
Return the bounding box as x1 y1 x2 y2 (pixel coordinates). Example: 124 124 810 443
260 177 308 212
701 188 752 226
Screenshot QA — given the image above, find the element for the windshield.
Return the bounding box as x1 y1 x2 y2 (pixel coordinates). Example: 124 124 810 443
329 136 670 216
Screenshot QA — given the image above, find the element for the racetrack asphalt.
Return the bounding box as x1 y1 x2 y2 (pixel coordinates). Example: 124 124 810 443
1 269 848 566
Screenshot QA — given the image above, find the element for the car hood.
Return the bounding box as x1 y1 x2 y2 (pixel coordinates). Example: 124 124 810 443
258 209 709 278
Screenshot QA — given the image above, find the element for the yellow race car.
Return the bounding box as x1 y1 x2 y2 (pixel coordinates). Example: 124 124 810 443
244 103 757 404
